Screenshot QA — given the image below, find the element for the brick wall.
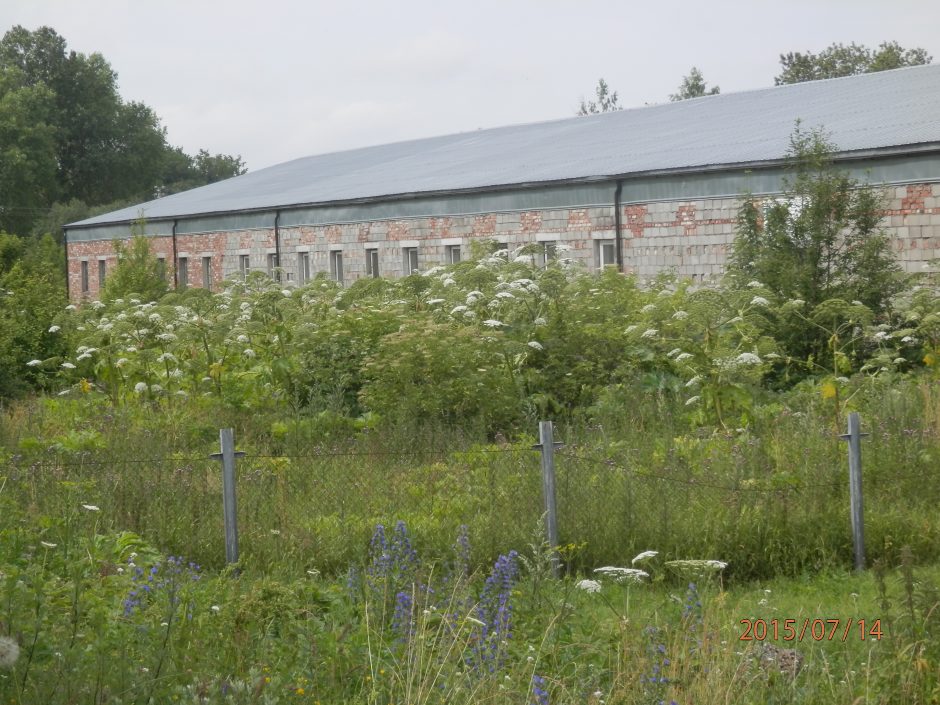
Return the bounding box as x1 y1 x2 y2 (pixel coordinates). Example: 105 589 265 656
66 183 940 301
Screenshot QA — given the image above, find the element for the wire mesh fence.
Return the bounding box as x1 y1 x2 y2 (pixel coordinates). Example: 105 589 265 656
4 443 544 574
5 417 940 578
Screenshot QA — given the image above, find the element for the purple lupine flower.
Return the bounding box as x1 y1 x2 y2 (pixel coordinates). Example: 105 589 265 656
366 521 421 601
470 550 519 672
531 674 550 705
682 582 703 656
392 590 415 642
122 555 201 617
454 524 471 578
642 625 673 704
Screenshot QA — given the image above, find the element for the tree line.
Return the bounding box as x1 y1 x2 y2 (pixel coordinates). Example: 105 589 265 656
0 25 247 238
579 40 932 113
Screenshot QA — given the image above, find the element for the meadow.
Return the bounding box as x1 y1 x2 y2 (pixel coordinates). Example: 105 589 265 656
2 244 940 703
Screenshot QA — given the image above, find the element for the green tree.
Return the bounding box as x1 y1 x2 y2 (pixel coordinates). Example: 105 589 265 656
0 232 67 398
775 41 932 84
101 233 169 302
0 66 57 234
728 126 902 369
158 148 248 196
669 67 720 101
730 126 901 311
578 78 621 115
0 25 247 234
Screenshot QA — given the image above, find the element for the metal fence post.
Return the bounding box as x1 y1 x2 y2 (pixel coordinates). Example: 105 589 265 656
839 412 868 571
210 428 245 565
535 421 563 578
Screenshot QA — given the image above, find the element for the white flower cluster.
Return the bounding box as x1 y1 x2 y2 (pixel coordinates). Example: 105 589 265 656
0 635 20 669
593 566 649 583
576 579 602 593
631 550 658 565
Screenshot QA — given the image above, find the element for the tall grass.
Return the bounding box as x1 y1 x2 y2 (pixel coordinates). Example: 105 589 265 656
2 376 940 580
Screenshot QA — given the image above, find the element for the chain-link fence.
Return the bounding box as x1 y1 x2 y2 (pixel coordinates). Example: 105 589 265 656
6 418 940 579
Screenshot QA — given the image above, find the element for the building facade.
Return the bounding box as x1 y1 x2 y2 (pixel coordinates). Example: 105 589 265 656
65 66 940 301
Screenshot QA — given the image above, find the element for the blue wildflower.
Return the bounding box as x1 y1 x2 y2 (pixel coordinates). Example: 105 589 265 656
531 674 550 705
470 550 519 672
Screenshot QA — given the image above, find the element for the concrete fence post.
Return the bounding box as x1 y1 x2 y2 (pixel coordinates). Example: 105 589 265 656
534 421 563 578
839 412 869 571
210 428 246 565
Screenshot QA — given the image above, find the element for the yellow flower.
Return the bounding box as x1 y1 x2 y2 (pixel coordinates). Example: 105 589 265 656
295 687 305 695
820 381 837 400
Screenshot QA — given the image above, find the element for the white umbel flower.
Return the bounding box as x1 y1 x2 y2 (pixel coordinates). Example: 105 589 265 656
48 325 61 333
576 579 602 593
134 382 148 394
61 362 76 369
593 566 649 583
734 352 762 365
631 550 659 565
26 359 42 367
750 296 770 307
527 341 544 351
483 319 504 328
0 635 20 669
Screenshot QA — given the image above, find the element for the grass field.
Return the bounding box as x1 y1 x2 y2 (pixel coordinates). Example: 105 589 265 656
2 379 940 703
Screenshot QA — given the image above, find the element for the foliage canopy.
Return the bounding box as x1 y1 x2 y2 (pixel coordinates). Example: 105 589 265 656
0 25 246 237
669 67 720 101
577 78 621 115
775 41 932 85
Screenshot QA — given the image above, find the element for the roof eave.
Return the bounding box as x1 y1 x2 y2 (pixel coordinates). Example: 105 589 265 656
64 141 940 231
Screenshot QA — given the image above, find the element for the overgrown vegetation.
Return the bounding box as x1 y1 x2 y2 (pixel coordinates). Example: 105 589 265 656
3 132 940 702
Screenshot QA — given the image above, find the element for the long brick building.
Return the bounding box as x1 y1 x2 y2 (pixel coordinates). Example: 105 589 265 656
65 65 940 301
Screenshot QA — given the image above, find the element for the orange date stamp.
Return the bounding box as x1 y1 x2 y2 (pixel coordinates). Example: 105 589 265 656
739 618 883 642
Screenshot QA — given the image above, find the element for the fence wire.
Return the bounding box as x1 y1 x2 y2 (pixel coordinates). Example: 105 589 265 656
4 429 939 577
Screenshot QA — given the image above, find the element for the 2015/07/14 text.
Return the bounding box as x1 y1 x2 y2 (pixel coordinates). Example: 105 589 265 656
739 618 883 642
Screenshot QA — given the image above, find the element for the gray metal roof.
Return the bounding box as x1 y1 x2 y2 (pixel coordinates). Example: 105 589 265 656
70 64 940 228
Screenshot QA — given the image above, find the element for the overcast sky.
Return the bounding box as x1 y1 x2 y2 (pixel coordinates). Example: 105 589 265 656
5 0 939 172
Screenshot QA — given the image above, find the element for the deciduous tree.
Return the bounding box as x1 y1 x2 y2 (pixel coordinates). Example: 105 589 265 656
775 41 931 85
669 67 719 101
577 78 621 115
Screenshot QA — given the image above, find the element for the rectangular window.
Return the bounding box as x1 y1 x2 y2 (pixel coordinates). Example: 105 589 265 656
156 257 166 281
403 247 419 274
330 250 344 285
98 259 106 286
80 260 89 294
535 242 557 268
178 256 188 288
267 253 279 279
202 256 212 290
597 240 617 269
239 254 250 279
445 244 461 264
298 252 310 284
366 248 379 278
